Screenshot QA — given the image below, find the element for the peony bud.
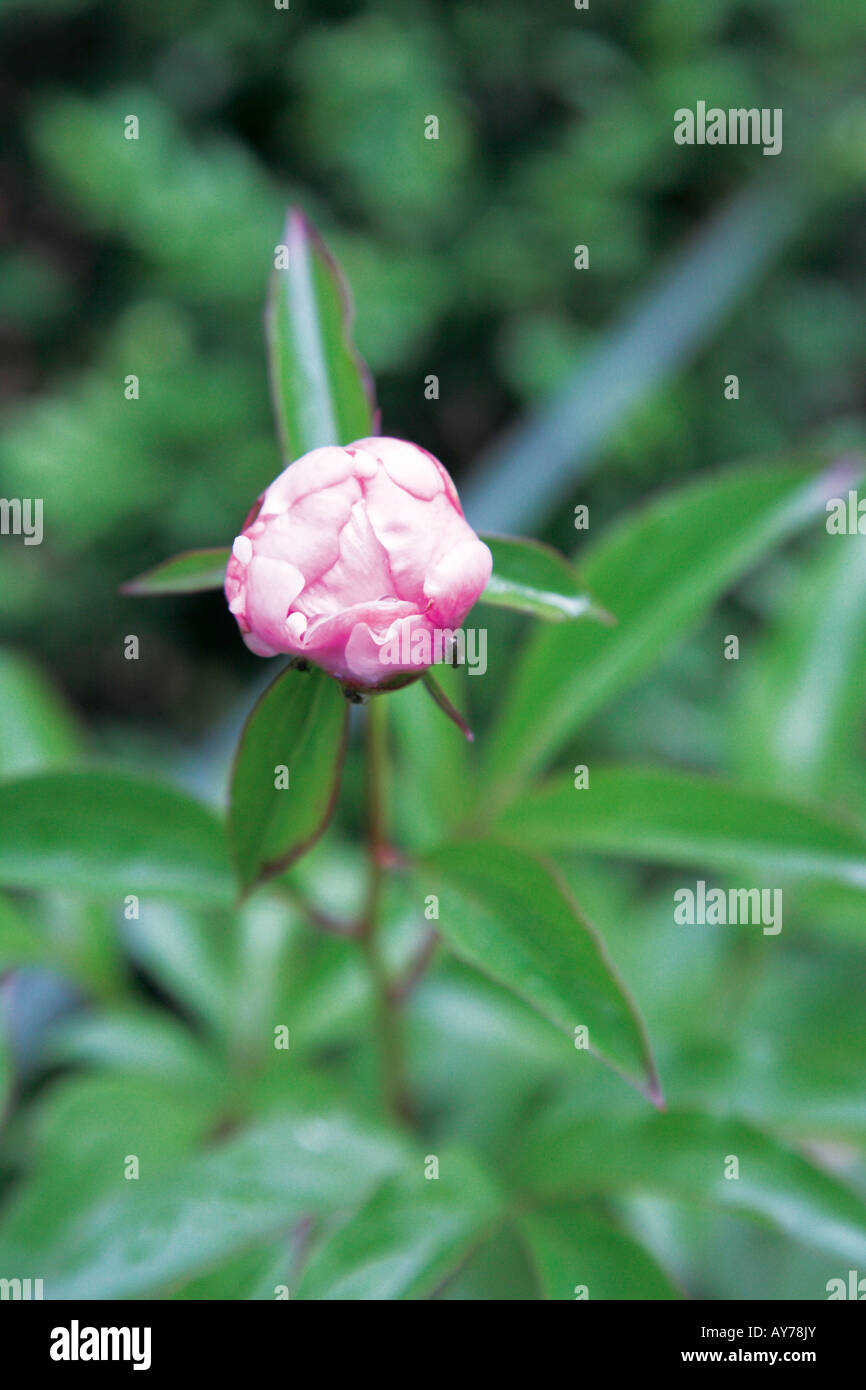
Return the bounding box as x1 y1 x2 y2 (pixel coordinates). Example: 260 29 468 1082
224 437 492 689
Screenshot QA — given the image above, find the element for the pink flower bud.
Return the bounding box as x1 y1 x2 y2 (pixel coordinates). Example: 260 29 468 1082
224 437 492 689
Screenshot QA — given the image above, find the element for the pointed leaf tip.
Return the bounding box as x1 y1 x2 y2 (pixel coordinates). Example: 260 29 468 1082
267 207 377 460
121 548 231 597
421 670 475 741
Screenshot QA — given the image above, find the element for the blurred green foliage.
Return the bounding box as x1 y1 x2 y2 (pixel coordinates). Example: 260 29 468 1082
3 0 866 717
1 0 866 1301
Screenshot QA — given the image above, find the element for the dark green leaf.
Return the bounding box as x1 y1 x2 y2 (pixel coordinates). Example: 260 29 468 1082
171 1242 296 1301
266 207 376 460
519 1205 679 1300
420 841 660 1100
229 665 349 894
120 547 230 596
434 1224 539 1300
0 771 232 903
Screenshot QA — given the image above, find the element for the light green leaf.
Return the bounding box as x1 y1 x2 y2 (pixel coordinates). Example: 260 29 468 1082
391 664 472 848
120 547 230 596
0 1012 9 1116
0 649 80 778
1 892 123 996
420 841 660 1100
0 894 52 972
494 761 866 889
266 207 376 460
0 1074 215 1259
496 766 866 891
478 534 610 623
0 770 232 903
295 1150 503 1300
0 1106 406 1299
171 1241 295 1301
122 902 234 1036
513 1108 866 1268
733 534 866 802
229 665 349 895
481 461 862 812
519 1205 679 1300
42 1008 225 1101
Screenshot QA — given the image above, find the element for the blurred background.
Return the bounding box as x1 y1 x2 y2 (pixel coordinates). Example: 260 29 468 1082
1 0 865 1300
2 0 865 736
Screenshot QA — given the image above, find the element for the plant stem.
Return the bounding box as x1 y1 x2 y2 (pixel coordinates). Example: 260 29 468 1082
360 692 388 935
359 928 409 1124
389 924 439 1005
359 695 410 1124
277 880 357 938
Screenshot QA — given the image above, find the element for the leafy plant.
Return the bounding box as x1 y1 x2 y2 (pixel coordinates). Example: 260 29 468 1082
1 208 864 1303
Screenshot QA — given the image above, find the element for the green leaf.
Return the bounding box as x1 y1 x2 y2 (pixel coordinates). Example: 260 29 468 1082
513 1108 866 1268
0 1106 406 1299
391 665 472 849
42 1008 225 1101
295 1150 503 1300
477 534 610 623
419 841 660 1100
120 547 230 596
123 902 234 1036
733 534 866 802
0 1074 215 1259
0 894 52 972
266 207 376 460
0 770 232 903
229 665 349 894
0 1009 9 1115
0 649 80 778
496 766 866 891
481 461 862 812
519 1205 679 1300
435 1224 540 1300
171 1242 296 1301
0 893 122 995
